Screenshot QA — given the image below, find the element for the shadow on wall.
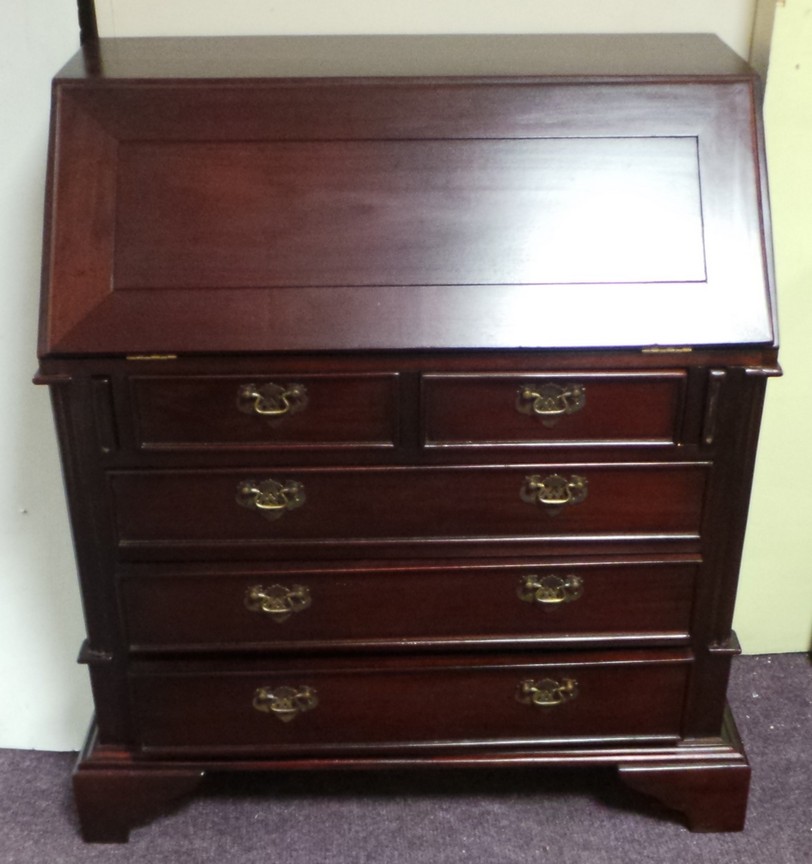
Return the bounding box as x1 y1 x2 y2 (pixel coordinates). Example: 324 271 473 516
1 10 92 749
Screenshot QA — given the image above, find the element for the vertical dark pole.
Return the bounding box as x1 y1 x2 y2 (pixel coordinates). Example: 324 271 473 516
77 0 99 44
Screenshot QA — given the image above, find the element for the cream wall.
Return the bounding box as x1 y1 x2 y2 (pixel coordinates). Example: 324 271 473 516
1 0 804 752
736 1 812 653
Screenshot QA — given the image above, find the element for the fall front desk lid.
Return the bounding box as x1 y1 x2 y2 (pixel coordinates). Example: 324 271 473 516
39 35 775 357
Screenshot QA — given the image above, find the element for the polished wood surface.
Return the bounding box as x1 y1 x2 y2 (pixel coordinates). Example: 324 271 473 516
129 650 691 755
38 34 778 840
40 37 774 356
57 34 755 80
422 371 686 448
109 463 709 555
119 558 697 653
131 373 399 450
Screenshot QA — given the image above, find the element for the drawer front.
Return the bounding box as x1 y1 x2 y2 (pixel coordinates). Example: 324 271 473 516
130 373 399 450
110 463 708 556
120 560 697 652
130 652 690 754
422 372 686 447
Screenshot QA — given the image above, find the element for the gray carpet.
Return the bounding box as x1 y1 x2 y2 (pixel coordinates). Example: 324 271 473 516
2 654 810 863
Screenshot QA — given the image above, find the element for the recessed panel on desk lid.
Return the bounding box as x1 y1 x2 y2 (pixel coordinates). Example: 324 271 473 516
113 138 705 290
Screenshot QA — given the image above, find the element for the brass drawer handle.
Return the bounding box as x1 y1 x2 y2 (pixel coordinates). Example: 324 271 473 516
253 685 318 723
517 677 579 708
237 382 308 418
521 473 588 511
518 573 584 606
236 478 306 520
245 583 312 622
516 382 586 427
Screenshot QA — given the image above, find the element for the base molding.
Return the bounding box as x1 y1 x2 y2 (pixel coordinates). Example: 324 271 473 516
616 706 750 831
73 726 205 843
617 759 750 832
73 764 206 843
73 706 750 842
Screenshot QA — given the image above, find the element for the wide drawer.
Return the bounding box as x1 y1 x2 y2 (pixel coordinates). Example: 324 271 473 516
110 463 708 557
120 559 697 653
130 650 691 755
422 371 686 447
130 373 399 450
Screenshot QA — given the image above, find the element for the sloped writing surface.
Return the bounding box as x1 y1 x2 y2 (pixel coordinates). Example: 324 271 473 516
41 76 773 356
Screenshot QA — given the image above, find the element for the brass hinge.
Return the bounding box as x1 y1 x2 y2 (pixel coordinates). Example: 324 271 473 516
744 365 783 378
125 354 178 361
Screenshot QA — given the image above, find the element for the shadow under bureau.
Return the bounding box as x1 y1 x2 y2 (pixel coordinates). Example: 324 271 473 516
36 34 779 841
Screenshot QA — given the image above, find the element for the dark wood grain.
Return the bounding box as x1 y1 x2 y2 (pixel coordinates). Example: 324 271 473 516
71 704 750 840
119 558 698 653
108 463 709 555
131 373 400 450
422 371 686 448
129 650 691 755
76 0 97 45
618 761 750 832
37 34 776 839
53 34 755 81
73 727 204 842
113 137 705 290
40 59 774 356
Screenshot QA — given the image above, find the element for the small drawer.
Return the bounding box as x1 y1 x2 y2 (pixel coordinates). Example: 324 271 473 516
130 373 399 450
130 650 691 755
109 462 708 558
422 371 686 447
120 559 697 653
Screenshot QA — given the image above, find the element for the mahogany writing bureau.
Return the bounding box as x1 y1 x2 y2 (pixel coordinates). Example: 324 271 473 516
36 34 779 841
